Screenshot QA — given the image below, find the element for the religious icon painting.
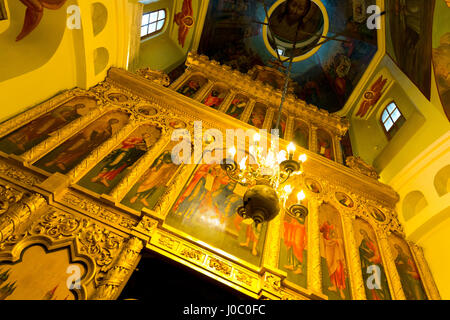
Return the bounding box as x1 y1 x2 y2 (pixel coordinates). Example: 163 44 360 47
77 125 162 195
335 192 354 208
292 120 309 150
0 96 97 156
33 111 130 174
121 140 184 212
305 178 321 194
368 206 386 222
177 76 207 98
225 94 248 120
353 218 391 300
168 119 187 129
318 203 351 300
164 162 267 266
248 103 267 129
389 234 428 300
317 129 334 161
202 87 228 110
137 105 158 116
271 112 287 139
107 93 129 103
279 191 308 288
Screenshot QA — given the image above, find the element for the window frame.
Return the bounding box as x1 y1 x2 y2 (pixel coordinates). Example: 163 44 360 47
140 9 166 39
380 101 406 140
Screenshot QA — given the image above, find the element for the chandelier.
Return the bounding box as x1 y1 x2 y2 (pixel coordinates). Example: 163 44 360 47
221 133 308 225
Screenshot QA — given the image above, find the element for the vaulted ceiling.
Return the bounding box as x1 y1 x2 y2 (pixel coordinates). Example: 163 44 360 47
197 0 380 113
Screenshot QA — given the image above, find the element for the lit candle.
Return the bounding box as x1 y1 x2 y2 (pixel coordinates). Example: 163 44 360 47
297 190 306 203
239 156 247 170
287 142 296 159
277 150 287 164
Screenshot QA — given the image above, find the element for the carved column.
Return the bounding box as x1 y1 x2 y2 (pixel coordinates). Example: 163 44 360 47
66 121 137 183
20 108 105 163
195 81 214 102
376 231 406 300
241 99 256 123
218 91 236 113
409 242 441 300
284 116 294 142
335 135 344 164
307 198 322 294
341 213 366 300
92 236 144 300
169 67 192 91
263 109 274 131
262 211 282 269
0 193 46 243
310 125 318 154
109 135 172 202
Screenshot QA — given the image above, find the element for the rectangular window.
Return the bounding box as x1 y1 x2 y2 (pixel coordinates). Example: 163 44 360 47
381 102 406 139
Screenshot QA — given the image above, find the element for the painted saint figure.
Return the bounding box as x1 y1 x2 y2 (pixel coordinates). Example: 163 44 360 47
282 214 307 274
129 150 179 208
90 136 149 187
248 105 266 129
36 114 126 173
318 137 333 160
320 220 347 299
2 103 87 155
393 243 427 300
178 79 201 97
358 229 391 300
203 90 225 109
226 98 247 119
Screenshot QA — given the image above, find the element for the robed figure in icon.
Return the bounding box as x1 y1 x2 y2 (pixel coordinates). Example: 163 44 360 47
282 214 307 274
320 220 347 299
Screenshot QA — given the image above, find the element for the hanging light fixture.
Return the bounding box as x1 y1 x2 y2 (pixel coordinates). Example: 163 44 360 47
221 137 308 225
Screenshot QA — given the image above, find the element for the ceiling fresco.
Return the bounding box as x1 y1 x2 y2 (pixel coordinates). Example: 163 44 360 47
198 0 378 113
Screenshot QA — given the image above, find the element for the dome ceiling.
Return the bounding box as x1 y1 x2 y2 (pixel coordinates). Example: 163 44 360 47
198 0 379 113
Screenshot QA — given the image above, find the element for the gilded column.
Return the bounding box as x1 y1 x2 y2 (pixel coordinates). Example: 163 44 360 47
92 236 144 300
0 193 46 243
341 213 366 300
284 116 294 142
20 108 105 163
262 211 282 269
169 67 192 91
219 91 236 113
195 80 214 102
153 163 197 219
376 231 406 300
409 241 441 300
109 135 172 202
263 109 274 131
335 135 344 164
66 121 137 183
307 198 322 294
241 99 256 123
310 124 318 153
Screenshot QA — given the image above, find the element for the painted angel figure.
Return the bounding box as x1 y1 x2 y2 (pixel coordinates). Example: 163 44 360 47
356 76 388 118
17 0 67 41
174 0 194 48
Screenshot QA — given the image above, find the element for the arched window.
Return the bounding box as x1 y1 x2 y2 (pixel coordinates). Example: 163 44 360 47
380 102 405 139
141 9 166 38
